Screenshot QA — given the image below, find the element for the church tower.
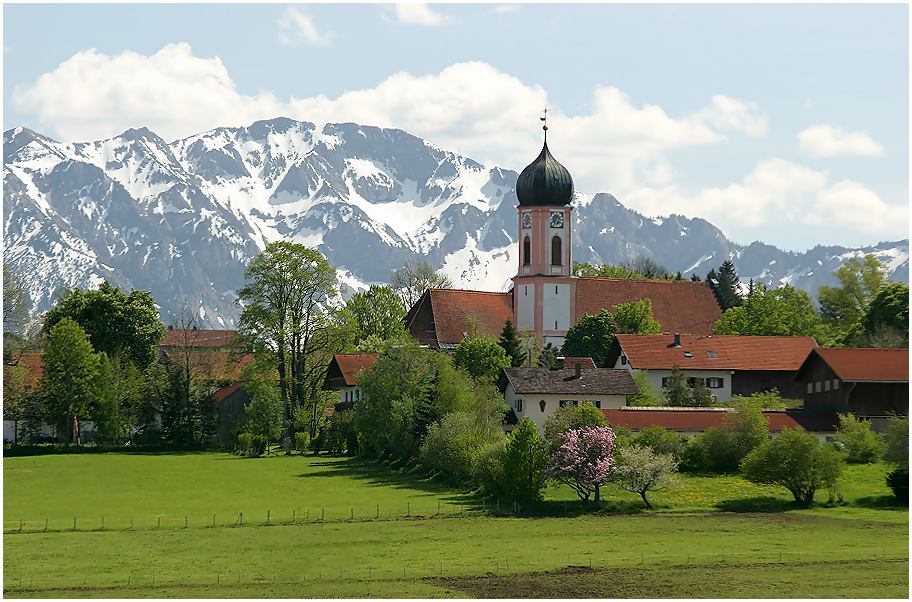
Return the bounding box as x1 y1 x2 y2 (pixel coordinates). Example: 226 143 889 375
512 116 577 347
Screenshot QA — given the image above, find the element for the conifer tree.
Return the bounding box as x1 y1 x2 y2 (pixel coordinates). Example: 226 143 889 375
716 260 743 309
498 320 526 367
662 365 691 407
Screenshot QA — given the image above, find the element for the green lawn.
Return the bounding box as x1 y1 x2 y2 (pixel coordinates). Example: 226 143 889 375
4 452 909 597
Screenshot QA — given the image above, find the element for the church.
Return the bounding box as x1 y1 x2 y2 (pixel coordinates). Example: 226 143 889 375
404 124 723 352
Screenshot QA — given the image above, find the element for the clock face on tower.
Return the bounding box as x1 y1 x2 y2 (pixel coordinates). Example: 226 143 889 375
521 212 532 229
549 211 564 229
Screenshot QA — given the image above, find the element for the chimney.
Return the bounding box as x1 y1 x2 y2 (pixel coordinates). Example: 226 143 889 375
574 362 582 379
668 333 681 348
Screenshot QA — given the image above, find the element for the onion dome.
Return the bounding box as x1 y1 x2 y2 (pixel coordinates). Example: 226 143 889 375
516 139 574 207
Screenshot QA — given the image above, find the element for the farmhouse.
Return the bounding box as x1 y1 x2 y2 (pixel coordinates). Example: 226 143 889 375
404 128 722 349
498 360 640 431
322 353 379 410
794 347 909 430
607 334 818 402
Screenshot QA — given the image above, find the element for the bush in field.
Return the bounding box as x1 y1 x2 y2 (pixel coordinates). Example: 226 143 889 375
320 410 358 455
883 415 909 467
686 427 737 472
250 435 268 457
886 467 908 504
420 412 488 484
543 404 608 453
633 426 688 461
724 398 769 463
740 429 845 507
237 432 252 455
835 413 885 463
548 426 615 503
294 432 310 455
501 417 549 503
612 444 679 509
473 438 508 498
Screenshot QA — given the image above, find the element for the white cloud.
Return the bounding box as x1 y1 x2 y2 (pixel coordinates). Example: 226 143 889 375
697 95 768 137
797 124 884 158
384 3 450 26
11 43 900 246
493 4 521 13
277 7 334 46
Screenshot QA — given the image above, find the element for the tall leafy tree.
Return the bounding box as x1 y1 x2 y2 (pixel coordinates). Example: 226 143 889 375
237 242 338 444
390 259 452 309
41 318 101 444
43 281 165 369
502 417 549 503
713 284 829 340
454 335 511 383
562 300 662 367
613 299 662 334
3 263 31 345
343 284 407 344
498 320 526 367
818 254 888 338
861 282 908 348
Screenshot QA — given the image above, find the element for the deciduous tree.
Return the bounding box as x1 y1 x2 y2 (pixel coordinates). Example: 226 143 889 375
41 318 101 444
454 335 511 383
613 444 679 509
390 260 452 308
343 284 407 344
549 426 615 503
502 417 549 503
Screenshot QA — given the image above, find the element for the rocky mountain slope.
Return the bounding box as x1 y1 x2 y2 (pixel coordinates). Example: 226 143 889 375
4 119 907 327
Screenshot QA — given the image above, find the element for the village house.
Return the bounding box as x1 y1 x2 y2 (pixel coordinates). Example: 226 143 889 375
607 333 818 403
322 353 379 411
404 128 722 350
497 360 640 432
794 347 909 431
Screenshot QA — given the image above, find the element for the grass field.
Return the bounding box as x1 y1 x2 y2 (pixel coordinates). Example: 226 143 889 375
4 452 909 598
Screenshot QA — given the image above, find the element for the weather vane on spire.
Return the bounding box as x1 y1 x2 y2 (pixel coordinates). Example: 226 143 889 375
540 107 548 143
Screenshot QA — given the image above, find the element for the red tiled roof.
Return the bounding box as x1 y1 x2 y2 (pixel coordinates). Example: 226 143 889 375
809 348 909 382
615 334 817 371
212 382 243 403
576 278 722 336
409 289 514 348
3 351 43 389
159 349 254 381
332 353 378 386
161 329 238 348
601 407 812 432
559 357 597 369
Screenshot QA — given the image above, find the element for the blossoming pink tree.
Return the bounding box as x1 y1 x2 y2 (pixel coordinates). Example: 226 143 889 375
548 426 615 503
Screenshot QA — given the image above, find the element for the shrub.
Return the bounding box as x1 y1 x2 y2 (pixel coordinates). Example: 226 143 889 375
724 398 769 463
883 415 908 466
237 432 252 455
740 429 845 507
548 426 615 503
250 435 268 457
835 413 885 463
687 427 737 472
420 412 492 484
886 467 908 504
294 432 310 455
473 438 508 498
627 371 663 407
613 444 679 509
543 404 608 453
501 417 548 503
633 426 688 461
453 336 511 383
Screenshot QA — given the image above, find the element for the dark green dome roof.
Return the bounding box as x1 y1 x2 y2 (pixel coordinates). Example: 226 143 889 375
516 142 574 207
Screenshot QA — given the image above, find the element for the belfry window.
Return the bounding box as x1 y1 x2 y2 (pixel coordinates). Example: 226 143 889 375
523 236 531 266
551 236 562 266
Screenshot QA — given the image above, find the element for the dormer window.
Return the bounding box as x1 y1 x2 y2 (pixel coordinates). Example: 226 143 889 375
707 351 717 358
683 351 694 358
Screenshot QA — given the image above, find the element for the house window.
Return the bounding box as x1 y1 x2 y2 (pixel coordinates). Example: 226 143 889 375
554 285 558 294
807 382 813 394
524 285 528 296
706 377 724 389
539 400 546 412
559 400 579 408
551 236 562 266
585 400 602 409
661 377 670 387
683 351 694 358
707 351 717 358
620 355 627 365
824 380 831 392
815 382 822 393
833 379 839 390
516 398 523 412
686 377 705 387
523 236 531 266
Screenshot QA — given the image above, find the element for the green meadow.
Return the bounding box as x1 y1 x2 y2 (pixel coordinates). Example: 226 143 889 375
4 452 908 598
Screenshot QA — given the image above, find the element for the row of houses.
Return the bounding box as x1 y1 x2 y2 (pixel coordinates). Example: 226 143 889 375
324 334 909 438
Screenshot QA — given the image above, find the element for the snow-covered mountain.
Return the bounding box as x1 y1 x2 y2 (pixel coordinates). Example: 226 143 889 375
4 118 908 327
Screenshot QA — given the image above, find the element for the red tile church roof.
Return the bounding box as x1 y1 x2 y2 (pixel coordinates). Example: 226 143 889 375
576 277 722 336
404 289 514 348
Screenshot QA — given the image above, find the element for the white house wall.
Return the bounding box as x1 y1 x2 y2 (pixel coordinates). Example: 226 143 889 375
612 358 734 403
504 384 627 432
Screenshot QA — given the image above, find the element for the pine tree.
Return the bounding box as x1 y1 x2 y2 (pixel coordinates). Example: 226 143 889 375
538 343 559 369
498 320 526 367
690 379 714 407
716 260 743 309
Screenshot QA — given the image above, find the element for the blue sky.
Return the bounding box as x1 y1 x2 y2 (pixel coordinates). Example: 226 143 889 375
4 3 908 251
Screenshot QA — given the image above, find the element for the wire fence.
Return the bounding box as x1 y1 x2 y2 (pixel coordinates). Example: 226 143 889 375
4 547 906 594
2 499 498 535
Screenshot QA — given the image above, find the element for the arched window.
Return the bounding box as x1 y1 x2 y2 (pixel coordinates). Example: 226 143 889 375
523 236 531 266
551 236 562 266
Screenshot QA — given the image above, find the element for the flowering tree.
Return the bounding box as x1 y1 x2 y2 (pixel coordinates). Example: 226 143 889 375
549 426 615 503
613 444 679 509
